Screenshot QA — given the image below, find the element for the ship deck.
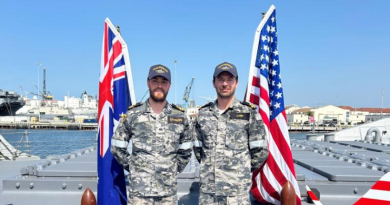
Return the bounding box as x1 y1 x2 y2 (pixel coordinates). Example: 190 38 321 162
1 139 389 205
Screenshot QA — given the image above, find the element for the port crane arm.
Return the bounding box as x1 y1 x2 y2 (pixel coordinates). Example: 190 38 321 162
183 77 195 107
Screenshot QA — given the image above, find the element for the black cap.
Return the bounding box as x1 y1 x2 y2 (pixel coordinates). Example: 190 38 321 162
148 64 171 82
213 62 238 77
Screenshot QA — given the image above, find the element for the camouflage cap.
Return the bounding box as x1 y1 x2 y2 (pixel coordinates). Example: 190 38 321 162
148 64 171 82
213 62 238 77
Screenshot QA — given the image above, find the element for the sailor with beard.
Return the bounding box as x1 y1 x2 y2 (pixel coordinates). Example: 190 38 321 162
111 64 192 205
193 62 269 205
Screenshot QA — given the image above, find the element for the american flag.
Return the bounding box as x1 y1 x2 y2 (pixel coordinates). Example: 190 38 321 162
245 5 301 205
98 18 136 205
354 172 390 205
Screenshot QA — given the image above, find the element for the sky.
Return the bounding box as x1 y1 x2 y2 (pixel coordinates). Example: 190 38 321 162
0 0 389 108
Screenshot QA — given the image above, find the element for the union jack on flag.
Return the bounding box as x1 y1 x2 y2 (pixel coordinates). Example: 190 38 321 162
245 5 301 205
98 18 136 205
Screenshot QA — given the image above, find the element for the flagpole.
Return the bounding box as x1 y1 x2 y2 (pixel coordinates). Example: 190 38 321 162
245 6 275 103
105 18 137 104
244 12 267 102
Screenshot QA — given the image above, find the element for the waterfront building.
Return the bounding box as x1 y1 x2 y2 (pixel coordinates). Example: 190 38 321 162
312 105 347 125
285 105 305 114
339 106 390 123
287 107 312 125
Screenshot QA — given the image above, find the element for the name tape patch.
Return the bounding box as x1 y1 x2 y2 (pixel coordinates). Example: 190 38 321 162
230 113 250 120
168 116 184 124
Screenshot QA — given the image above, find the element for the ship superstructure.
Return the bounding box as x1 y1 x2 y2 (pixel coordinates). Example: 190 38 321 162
0 90 25 116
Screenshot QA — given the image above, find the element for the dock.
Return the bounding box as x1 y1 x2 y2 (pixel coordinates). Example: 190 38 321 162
0 121 97 130
0 121 342 132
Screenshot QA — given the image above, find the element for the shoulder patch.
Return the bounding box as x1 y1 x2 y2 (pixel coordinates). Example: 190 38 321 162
199 102 212 110
171 104 185 112
128 102 142 110
241 101 257 110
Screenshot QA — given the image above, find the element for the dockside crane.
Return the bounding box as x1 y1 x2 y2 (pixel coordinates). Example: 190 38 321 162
41 67 53 100
183 77 195 108
30 82 52 101
29 67 53 100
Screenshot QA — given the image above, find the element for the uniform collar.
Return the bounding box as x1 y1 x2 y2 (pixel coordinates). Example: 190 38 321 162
210 98 240 112
144 98 172 116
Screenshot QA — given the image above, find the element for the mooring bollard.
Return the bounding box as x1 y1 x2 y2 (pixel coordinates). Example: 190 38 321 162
81 188 96 205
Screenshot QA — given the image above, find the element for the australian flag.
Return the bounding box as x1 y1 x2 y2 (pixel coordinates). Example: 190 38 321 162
98 18 136 205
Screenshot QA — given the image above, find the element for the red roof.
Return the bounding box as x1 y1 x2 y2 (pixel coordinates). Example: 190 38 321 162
291 108 311 114
338 106 390 113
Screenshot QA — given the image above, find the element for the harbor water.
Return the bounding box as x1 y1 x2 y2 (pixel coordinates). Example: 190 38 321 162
0 129 307 159
0 129 96 158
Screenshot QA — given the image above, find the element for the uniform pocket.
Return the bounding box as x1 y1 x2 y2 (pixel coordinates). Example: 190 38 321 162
198 121 216 149
132 122 153 152
226 121 248 151
164 124 183 153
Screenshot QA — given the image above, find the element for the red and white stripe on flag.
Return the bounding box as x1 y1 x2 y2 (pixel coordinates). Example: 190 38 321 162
246 5 301 205
354 172 390 205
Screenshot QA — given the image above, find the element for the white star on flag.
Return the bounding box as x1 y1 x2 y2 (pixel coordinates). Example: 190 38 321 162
275 92 282 99
277 82 282 89
264 45 270 52
262 35 268 42
274 102 281 109
272 59 278 66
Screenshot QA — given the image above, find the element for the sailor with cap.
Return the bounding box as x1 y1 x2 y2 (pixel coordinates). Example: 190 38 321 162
193 62 269 205
111 64 192 205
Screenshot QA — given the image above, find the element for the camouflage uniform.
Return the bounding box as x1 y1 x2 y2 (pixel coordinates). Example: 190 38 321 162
193 98 268 205
111 100 192 204
128 195 177 205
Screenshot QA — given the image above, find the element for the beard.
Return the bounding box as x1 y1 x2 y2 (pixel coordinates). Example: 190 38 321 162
149 88 168 103
216 86 236 99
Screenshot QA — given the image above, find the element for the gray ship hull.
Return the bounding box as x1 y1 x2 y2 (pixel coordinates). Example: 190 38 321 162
0 89 25 116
